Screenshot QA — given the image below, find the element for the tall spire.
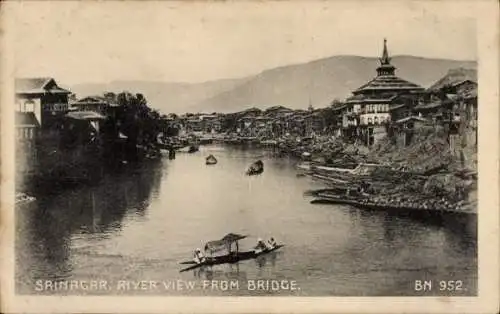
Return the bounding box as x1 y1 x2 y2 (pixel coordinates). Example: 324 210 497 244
380 38 391 65
376 38 395 76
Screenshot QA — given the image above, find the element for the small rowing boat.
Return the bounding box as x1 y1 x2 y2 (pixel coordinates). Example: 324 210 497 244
246 160 264 176
206 154 217 165
16 192 36 205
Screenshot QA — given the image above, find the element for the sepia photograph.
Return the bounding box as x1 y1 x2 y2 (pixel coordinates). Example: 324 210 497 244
1 0 498 313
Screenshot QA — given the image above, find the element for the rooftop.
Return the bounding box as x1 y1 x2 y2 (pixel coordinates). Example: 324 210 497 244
66 111 106 121
353 75 424 95
414 101 443 110
346 93 400 104
394 116 427 124
265 105 293 112
15 77 71 95
74 96 107 104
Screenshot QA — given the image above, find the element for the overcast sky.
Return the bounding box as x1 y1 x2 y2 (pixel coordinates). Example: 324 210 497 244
6 1 477 85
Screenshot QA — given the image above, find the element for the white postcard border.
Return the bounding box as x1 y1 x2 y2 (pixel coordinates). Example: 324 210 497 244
1 1 498 313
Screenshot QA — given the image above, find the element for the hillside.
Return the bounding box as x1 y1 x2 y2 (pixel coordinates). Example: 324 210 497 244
198 56 476 113
71 78 249 113
71 55 476 114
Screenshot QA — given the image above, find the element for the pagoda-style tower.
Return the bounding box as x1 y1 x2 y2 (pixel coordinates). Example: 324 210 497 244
351 39 423 97
342 39 425 146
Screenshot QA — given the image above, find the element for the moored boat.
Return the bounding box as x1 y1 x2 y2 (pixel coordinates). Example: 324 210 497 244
16 192 36 205
309 163 381 183
188 144 199 153
296 162 311 171
310 192 476 215
177 144 200 153
260 139 278 146
301 151 312 161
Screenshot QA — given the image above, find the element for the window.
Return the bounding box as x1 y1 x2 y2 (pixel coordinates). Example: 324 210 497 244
24 101 35 112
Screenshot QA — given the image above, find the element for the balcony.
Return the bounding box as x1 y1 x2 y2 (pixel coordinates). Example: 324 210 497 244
43 103 69 112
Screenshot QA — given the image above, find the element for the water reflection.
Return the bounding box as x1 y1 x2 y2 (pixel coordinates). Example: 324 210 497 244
193 264 248 283
255 251 278 269
16 160 164 288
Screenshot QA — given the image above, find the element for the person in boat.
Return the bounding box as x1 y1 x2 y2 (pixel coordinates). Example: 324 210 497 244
193 248 206 264
247 160 264 175
267 237 277 249
254 238 268 254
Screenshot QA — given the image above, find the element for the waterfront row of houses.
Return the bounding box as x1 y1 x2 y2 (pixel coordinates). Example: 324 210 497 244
15 79 131 177
15 39 478 176
204 39 478 147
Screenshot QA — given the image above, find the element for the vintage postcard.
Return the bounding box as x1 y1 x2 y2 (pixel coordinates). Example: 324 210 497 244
1 0 498 313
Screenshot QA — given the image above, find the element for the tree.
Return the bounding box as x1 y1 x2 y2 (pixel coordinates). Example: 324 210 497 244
331 98 343 107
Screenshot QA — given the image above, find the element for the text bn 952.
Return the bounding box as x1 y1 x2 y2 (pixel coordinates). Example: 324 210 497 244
414 280 464 292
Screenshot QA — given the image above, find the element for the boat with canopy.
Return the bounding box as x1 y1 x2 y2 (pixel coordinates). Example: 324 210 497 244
179 233 283 272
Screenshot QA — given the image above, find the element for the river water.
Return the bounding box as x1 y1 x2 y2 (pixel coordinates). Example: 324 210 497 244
16 145 477 296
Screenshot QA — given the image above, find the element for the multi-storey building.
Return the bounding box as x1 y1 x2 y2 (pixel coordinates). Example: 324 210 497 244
15 77 71 130
342 39 425 146
70 96 108 115
15 112 40 175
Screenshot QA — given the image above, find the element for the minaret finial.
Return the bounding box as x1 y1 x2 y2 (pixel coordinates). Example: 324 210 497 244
380 38 391 65
376 38 396 76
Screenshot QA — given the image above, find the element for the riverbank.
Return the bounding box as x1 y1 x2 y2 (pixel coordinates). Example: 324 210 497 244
276 128 478 215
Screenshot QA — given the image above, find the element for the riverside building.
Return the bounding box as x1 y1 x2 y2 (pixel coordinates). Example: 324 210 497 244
342 39 425 146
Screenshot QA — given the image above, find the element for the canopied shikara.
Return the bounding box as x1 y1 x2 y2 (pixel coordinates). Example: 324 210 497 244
179 233 283 272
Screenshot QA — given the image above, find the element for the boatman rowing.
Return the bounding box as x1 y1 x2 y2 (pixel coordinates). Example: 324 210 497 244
193 248 206 264
254 237 277 254
267 237 277 249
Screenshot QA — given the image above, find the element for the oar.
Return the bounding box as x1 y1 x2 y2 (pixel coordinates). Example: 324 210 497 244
180 263 203 273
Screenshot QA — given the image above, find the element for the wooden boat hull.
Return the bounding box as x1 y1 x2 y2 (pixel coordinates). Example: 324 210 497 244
246 169 263 176
311 195 475 215
179 245 284 272
206 155 218 165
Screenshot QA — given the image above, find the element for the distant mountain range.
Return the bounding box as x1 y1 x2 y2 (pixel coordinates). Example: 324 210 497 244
71 55 476 114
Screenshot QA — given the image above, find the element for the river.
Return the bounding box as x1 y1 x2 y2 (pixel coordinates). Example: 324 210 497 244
15 145 477 296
